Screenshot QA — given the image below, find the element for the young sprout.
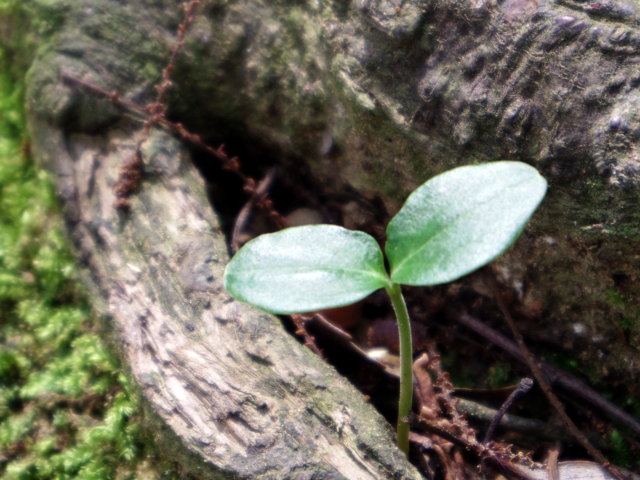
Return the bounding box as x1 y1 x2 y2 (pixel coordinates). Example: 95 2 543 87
224 161 547 456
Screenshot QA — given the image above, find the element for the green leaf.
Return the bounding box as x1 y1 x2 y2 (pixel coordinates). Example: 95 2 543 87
224 225 390 314
386 161 547 286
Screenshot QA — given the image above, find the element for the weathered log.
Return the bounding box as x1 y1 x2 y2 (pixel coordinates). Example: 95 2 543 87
25 0 640 474
27 121 421 478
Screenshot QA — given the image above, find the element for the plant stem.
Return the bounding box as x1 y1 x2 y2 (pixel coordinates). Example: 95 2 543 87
385 283 413 456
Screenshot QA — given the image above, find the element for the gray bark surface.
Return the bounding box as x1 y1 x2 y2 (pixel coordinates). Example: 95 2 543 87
27 121 421 478
24 0 640 474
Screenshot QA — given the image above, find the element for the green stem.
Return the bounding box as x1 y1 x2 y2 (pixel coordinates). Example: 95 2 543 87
385 283 413 456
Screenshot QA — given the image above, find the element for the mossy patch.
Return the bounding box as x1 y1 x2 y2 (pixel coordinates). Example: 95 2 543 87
0 4 178 478
607 287 626 306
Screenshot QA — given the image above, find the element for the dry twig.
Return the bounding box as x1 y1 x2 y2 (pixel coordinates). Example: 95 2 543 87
447 309 640 439
112 0 201 210
60 0 287 227
484 377 534 444
407 413 539 480
485 268 629 480
547 442 562 480
481 377 533 480
231 168 278 252
291 314 324 358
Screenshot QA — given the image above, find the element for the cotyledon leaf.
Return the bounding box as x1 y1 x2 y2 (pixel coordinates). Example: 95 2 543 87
386 161 547 286
224 225 391 314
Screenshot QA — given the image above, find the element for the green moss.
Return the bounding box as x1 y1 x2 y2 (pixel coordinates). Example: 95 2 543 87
440 351 485 389
573 176 640 241
609 429 637 470
607 287 626 306
0 4 179 478
619 317 632 333
487 362 517 389
143 62 160 84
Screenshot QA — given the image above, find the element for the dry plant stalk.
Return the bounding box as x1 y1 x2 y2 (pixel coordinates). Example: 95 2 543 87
62 0 287 228
407 413 539 480
291 314 324 358
113 0 201 210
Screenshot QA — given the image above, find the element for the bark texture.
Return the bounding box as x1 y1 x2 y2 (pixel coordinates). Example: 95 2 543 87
27 120 421 479
24 0 640 474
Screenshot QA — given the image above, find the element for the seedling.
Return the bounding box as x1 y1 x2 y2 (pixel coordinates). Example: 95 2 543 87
224 161 547 455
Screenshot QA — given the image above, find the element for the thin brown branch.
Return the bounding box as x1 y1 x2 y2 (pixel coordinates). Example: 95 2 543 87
291 314 324 358
484 377 533 444
433 443 456 480
447 309 640 439
455 398 610 450
231 168 278 252
61 72 288 227
140 0 200 138
151 0 201 116
482 377 533 480
112 148 144 210
61 73 143 115
547 442 561 480
426 344 476 443
485 268 630 480
407 413 538 480
409 432 437 479
82 3 201 210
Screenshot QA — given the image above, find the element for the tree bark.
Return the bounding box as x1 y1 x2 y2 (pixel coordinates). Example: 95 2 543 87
24 0 640 475
27 121 421 478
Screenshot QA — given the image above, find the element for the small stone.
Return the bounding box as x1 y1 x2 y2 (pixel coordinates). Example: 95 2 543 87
320 132 333 156
609 115 629 131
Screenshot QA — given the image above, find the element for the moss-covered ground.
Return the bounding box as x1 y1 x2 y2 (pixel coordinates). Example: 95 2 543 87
0 2 179 478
